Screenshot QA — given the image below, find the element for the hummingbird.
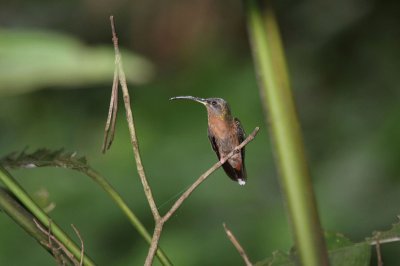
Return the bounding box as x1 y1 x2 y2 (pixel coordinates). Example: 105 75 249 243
170 96 247 185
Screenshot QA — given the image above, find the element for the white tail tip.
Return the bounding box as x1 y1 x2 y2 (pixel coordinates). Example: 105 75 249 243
238 179 246 186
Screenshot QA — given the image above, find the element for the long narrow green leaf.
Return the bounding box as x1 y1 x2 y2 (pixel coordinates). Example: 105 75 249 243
244 1 329 265
1 149 172 265
0 187 81 265
0 166 95 265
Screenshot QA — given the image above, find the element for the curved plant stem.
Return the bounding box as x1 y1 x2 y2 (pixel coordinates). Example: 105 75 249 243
85 168 171 265
108 16 260 266
0 166 95 266
244 1 329 265
0 188 51 252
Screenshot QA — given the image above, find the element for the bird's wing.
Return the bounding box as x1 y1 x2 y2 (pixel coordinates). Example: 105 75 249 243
234 118 246 159
208 127 238 181
208 128 220 159
235 118 247 182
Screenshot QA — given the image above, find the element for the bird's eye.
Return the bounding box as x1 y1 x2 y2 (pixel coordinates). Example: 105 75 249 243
211 101 217 106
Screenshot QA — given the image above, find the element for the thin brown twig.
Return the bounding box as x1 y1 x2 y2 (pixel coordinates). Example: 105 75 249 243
223 223 253 266
46 219 65 265
109 15 160 221
108 16 260 266
145 221 165 265
34 219 80 266
144 127 260 265
46 219 54 251
375 238 383 266
162 127 259 223
109 76 119 148
71 224 85 266
102 68 119 153
43 219 66 265
370 236 400 245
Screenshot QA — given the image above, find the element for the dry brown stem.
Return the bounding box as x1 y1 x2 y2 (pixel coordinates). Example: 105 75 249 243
109 16 160 222
107 16 260 266
223 223 253 266
162 127 259 223
145 127 259 265
71 224 85 266
34 219 82 266
102 68 118 153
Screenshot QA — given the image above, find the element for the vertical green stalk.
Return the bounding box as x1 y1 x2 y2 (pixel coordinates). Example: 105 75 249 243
0 166 95 266
244 1 329 265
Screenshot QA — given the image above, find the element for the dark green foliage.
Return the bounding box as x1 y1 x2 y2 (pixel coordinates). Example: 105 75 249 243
255 233 371 266
255 221 400 266
367 218 400 244
1 0 400 264
1 149 89 172
0 149 171 265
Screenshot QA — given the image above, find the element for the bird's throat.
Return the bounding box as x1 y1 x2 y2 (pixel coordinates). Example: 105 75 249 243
208 114 235 140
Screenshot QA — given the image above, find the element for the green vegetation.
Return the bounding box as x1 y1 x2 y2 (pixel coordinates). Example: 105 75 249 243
1 0 400 265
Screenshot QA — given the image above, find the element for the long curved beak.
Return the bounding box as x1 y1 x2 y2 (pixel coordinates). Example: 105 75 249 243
169 96 208 105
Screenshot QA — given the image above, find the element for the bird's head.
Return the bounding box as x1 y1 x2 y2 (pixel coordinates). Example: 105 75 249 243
170 96 231 119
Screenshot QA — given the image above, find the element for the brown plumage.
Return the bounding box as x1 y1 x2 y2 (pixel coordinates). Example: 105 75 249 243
170 96 247 185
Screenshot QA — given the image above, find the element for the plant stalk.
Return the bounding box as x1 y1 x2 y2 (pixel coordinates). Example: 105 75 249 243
0 166 96 266
85 168 172 266
244 1 329 265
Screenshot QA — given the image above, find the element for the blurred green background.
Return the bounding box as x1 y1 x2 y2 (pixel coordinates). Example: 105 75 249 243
1 0 400 265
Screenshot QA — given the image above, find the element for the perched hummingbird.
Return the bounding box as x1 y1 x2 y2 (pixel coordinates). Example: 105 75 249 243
170 96 247 185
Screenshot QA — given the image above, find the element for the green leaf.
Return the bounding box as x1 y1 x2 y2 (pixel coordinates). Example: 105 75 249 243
0 29 154 94
367 217 400 245
254 250 294 266
328 242 370 266
255 232 371 266
325 231 353 250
